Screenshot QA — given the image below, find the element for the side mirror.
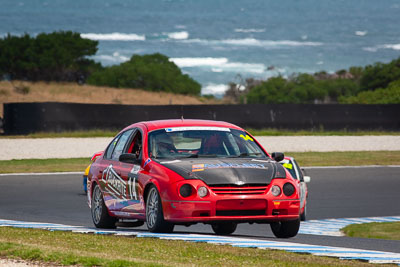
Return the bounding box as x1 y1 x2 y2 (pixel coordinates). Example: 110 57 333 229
119 153 141 165
271 152 284 162
303 176 311 183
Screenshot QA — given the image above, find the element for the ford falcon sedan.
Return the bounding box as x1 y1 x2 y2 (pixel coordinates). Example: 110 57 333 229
87 119 301 238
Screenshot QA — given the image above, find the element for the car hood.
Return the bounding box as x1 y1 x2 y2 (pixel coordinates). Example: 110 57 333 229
158 158 286 185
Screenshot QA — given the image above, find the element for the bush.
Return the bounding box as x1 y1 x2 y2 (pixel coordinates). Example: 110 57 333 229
0 31 100 82
339 80 400 104
245 74 358 104
359 57 400 91
87 53 201 95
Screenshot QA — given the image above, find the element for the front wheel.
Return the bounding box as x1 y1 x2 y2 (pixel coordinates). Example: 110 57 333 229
146 185 174 233
270 218 300 238
91 184 117 229
211 222 237 235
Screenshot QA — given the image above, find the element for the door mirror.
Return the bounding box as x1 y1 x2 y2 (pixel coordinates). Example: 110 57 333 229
271 152 284 162
119 153 141 165
303 176 311 183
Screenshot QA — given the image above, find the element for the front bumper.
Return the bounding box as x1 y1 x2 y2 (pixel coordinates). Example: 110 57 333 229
163 197 300 223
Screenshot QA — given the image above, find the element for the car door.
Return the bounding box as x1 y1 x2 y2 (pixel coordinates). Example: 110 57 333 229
100 129 134 212
117 129 145 217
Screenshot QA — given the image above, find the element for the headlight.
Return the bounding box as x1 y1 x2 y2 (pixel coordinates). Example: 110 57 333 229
270 185 281 196
179 184 192 197
283 183 295 196
197 186 208 198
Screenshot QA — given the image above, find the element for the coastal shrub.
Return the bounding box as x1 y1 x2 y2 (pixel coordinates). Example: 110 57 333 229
244 74 358 104
0 31 100 82
359 57 400 91
339 79 400 104
87 53 201 95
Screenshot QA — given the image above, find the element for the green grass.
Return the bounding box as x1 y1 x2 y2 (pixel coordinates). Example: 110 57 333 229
0 158 91 173
343 222 400 241
0 227 378 267
286 151 400 167
1 151 399 174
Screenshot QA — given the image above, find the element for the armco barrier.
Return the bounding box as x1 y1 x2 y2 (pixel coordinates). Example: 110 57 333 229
3 102 400 134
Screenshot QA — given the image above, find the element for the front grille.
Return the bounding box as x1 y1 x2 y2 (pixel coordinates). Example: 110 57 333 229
209 184 268 195
216 209 266 216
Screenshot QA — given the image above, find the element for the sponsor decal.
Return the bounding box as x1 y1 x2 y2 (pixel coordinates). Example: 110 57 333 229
192 163 267 172
240 134 254 141
102 165 127 200
143 158 152 167
282 163 293 169
165 126 230 132
192 164 205 172
101 164 140 201
130 165 141 174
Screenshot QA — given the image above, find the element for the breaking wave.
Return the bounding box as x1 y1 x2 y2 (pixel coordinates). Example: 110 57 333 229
202 83 229 95
166 31 189 40
170 57 265 74
81 33 146 41
355 31 368 36
234 28 266 33
92 52 130 64
183 38 322 47
363 43 400 52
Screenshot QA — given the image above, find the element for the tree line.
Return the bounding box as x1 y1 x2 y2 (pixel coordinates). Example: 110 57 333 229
0 31 201 95
1 31 399 103
225 57 400 104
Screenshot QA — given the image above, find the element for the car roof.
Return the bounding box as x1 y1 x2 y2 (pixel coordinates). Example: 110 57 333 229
126 119 244 132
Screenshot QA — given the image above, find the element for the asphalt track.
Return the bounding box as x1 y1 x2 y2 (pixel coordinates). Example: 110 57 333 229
0 167 399 254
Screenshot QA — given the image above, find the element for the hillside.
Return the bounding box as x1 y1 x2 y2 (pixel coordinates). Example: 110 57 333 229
0 81 223 117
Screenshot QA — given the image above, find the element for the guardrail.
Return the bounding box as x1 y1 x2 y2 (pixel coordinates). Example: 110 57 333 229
3 102 400 134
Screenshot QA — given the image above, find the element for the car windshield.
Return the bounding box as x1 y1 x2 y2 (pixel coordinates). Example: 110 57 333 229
148 127 267 159
280 159 298 179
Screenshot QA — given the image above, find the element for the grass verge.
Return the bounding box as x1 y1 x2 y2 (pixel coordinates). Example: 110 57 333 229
286 151 400 167
1 151 399 174
0 158 90 173
0 227 377 267
343 222 400 241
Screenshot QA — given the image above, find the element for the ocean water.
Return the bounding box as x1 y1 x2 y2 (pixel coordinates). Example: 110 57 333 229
1 0 400 96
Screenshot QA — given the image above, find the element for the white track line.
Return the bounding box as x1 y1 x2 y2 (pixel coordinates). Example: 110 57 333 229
1 217 400 265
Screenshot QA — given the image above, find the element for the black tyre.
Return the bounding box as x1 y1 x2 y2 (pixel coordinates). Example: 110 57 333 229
91 184 117 229
270 218 300 238
300 205 307 221
211 222 237 235
146 186 174 233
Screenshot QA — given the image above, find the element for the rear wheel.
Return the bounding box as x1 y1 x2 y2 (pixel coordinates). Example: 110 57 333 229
91 184 117 229
211 222 237 235
270 218 300 238
146 185 174 233
300 205 307 221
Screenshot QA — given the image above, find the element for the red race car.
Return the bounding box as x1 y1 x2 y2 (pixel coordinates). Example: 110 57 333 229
279 156 310 221
87 119 301 238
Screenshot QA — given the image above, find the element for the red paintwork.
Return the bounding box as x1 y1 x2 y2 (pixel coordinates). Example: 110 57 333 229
87 119 300 225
